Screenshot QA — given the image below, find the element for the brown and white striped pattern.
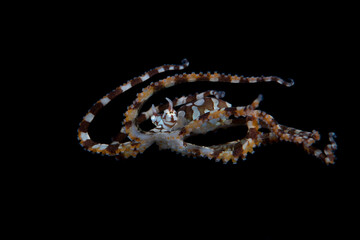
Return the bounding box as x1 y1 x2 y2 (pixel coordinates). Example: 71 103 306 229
78 59 337 165
78 59 190 157
178 97 232 123
122 72 295 141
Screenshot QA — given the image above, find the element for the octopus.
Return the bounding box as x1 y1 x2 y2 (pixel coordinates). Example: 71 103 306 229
78 59 337 165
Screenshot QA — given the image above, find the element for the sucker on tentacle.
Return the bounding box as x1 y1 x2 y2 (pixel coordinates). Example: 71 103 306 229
78 59 337 165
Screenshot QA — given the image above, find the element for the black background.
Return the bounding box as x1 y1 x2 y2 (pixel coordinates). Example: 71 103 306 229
62 23 346 173
32 4 353 238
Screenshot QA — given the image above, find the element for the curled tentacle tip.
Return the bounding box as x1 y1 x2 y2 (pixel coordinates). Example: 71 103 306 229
218 91 226 98
287 78 295 87
258 94 264 101
329 132 337 138
181 58 189 66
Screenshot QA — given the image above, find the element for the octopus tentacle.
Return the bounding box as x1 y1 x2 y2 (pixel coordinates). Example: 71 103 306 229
302 132 337 165
135 89 226 125
112 90 227 150
78 59 337 165
78 59 189 156
123 71 293 142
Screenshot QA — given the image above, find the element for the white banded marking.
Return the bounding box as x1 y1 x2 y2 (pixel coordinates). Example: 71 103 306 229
92 144 109 150
249 77 257 83
84 113 95 122
247 120 256 129
140 73 150 81
194 99 205 106
176 96 187 105
121 83 132 92
100 96 110 106
242 139 254 151
196 92 205 100
99 144 108 150
211 98 219 110
314 149 322 158
191 106 201 119
80 132 90 141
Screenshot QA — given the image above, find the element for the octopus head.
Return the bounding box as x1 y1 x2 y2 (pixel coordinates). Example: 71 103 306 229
151 98 178 131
